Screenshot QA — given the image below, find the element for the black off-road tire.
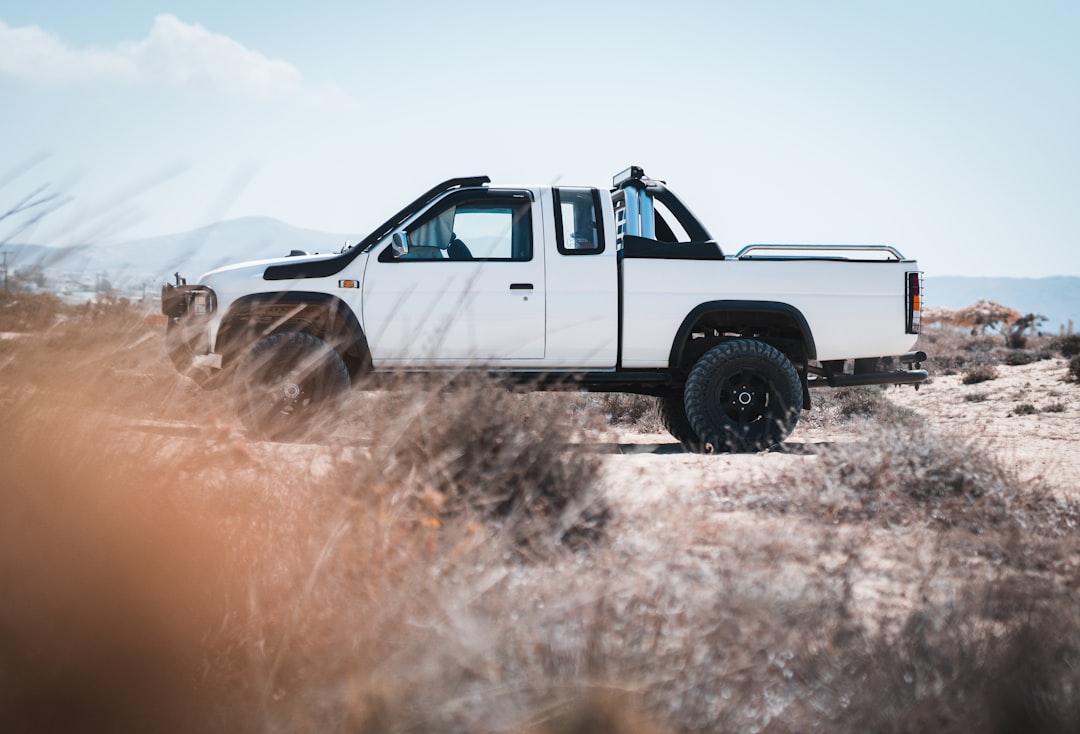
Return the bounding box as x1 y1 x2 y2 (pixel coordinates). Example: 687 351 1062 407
684 339 802 453
233 331 351 442
658 392 703 451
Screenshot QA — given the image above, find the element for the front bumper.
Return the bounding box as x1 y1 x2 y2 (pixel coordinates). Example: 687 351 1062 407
162 283 226 387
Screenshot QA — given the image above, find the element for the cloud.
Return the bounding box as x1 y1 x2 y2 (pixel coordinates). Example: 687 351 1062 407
0 14 305 97
0 19 136 82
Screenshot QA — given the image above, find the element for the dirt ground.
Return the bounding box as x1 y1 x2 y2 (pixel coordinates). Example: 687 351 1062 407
589 357 1079 634
4 302 1079 730
596 356 1079 500
890 358 1079 495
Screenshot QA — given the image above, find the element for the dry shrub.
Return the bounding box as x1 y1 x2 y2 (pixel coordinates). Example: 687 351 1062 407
813 427 1011 529
1054 334 1080 358
0 300 214 423
593 393 664 432
961 363 999 384
554 392 664 433
0 311 614 732
916 327 977 375
372 377 609 551
522 695 670 734
835 385 923 426
804 386 923 430
1004 349 1037 366
811 579 1080 733
755 423 1077 538
1070 354 1080 382
916 329 1049 375
0 289 64 331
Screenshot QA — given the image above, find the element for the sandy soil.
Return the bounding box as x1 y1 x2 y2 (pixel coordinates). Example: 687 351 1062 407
590 357 1079 631
890 357 1079 495
596 357 1079 499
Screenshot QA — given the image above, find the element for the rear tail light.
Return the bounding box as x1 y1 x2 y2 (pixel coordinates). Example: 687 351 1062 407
906 271 923 334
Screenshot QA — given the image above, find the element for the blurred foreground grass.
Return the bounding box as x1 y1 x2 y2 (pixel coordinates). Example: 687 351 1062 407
1 293 1079 733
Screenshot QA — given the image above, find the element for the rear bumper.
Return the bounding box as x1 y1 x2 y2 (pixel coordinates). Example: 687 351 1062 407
809 351 929 388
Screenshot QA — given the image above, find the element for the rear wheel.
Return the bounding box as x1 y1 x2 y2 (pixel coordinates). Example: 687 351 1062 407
684 339 802 453
233 331 351 441
658 392 703 451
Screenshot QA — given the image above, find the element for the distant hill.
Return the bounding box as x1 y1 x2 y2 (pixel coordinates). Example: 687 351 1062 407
1 217 357 290
928 276 1079 333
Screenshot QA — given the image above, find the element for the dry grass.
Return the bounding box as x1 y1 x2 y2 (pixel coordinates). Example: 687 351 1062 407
801 385 924 431
2 299 1079 733
1003 349 1038 366
561 392 664 433
961 363 1000 384
0 289 65 331
1053 334 1080 358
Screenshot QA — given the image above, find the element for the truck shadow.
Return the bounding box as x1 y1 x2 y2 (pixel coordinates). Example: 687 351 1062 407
582 441 834 456
124 424 836 456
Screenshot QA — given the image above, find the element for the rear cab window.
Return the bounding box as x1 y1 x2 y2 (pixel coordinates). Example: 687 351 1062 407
554 188 605 255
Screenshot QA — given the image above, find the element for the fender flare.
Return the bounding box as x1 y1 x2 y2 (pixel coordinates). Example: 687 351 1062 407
667 300 817 370
216 291 372 374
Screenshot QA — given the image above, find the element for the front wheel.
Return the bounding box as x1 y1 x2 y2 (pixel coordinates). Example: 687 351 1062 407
684 339 802 453
233 331 351 441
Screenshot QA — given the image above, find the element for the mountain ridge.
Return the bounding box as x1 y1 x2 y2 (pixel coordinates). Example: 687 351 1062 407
3 216 358 286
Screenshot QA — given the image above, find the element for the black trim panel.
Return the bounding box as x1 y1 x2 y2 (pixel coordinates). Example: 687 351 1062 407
622 235 724 260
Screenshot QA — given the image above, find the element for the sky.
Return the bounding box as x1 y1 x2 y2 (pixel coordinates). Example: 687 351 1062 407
0 0 1078 278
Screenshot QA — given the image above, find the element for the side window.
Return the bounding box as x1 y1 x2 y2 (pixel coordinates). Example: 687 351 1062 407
554 188 604 255
399 195 532 261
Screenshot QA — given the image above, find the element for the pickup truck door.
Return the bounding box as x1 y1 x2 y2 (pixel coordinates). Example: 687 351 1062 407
361 189 546 365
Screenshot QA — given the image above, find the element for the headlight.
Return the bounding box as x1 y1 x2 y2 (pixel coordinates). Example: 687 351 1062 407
189 288 215 316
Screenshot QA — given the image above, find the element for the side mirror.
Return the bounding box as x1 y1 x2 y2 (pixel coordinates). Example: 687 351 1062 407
391 231 409 258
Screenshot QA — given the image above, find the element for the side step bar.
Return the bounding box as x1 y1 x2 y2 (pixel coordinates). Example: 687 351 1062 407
498 370 674 395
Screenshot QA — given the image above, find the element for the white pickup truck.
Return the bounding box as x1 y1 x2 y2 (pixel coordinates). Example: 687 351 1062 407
162 166 926 451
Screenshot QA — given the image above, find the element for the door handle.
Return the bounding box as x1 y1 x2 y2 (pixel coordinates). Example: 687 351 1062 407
509 283 533 291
